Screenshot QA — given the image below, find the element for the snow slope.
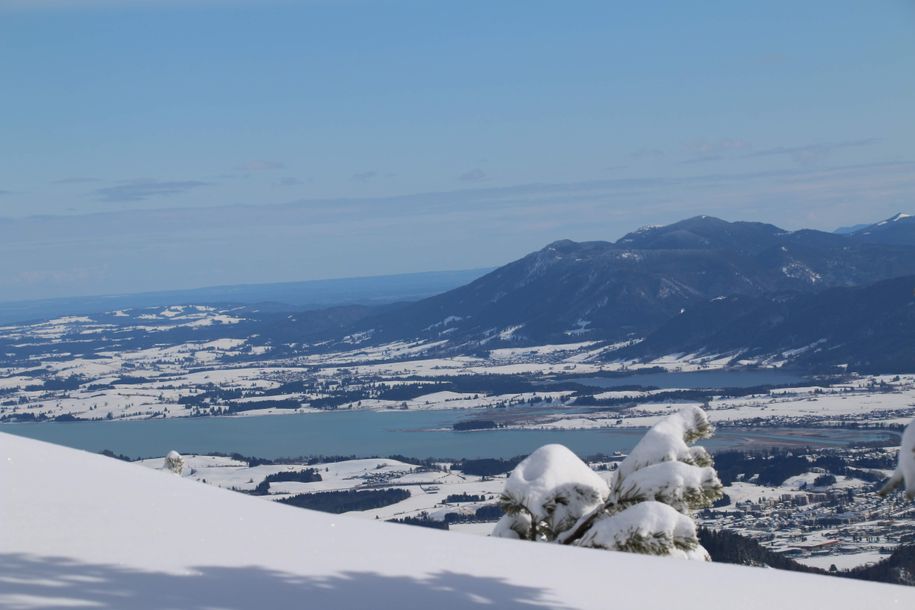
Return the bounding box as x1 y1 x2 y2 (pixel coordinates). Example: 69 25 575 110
2 433 912 609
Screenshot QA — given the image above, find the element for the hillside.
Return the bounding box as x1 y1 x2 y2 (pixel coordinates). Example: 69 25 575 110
622 274 915 372
345 215 915 349
850 213 915 247
2 433 913 609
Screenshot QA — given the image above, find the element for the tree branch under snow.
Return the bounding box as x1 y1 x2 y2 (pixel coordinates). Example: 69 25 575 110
493 406 723 561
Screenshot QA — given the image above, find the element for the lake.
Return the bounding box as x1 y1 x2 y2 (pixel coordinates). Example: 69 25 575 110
0 408 892 460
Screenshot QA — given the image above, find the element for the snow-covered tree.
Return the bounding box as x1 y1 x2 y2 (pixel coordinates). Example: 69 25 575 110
879 417 915 501
493 405 723 560
163 450 184 475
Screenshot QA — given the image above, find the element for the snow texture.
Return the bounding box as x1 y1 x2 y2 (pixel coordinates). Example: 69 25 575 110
1 432 913 609
617 404 713 479
491 512 532 540
502 444 609 533
614 460 722 513
577 501 707 560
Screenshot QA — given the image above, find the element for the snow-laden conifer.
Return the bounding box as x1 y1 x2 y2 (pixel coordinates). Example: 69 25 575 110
493 406 723 560
499 444 609 540
163 450 184 475
879 417 915 500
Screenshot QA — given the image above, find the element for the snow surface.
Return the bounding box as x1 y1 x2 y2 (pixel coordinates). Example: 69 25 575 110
2 434 914 609
579 501 705 560
502 444 610 528
617 405 711 479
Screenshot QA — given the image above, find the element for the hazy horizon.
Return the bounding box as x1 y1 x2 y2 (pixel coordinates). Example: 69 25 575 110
2 0 913 300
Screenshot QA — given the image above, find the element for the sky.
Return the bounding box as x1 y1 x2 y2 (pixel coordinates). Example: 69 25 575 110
1 0 914 301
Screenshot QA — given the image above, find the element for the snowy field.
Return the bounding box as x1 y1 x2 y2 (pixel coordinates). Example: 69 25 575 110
135 453 509 524
128 441 915 573
3 305 915 432
4 432 912 610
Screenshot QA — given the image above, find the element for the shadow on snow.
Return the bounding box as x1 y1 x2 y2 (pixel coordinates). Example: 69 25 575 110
0 552 572 610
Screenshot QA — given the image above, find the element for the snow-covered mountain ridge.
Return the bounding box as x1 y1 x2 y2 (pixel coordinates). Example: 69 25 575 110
335 214 915 350
2 432 912 609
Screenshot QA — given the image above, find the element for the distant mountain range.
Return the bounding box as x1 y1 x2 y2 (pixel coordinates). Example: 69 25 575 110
12 213 915 374
330 214 915 366
0 268 491 325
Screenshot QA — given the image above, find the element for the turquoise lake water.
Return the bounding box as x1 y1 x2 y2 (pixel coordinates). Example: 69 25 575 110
0 408 891 460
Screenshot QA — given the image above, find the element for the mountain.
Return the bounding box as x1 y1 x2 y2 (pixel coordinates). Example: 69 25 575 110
2 432 906 609
834 223 872 235
0 268 491 326
621 275 915 373
849 213 915 247
344 216 915 349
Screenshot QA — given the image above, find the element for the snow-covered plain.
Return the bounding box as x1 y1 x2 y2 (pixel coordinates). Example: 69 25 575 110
5 305 915 430
3 432 912 609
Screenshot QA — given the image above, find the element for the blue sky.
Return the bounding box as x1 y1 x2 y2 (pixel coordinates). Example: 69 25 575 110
1 0 914 300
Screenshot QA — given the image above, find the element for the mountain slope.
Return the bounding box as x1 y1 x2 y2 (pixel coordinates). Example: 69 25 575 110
347 216 915 348
850 213 915 247
622 275 915 373
2 432 911 609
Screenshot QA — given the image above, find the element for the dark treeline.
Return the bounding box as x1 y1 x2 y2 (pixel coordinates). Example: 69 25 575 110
452 420 499 431
178 388 244 407
452 457 525 477
24 375 85 392
699 527 823 574
846 545 915 586
571 377 853 409
445 504 503 523
251 468 323 495
390 516 450 530
445 493 486 503
279 488 410 513
99 449 134 462
712 448 892 487
200 452 437 468
392 504 503 529
701 528 915 587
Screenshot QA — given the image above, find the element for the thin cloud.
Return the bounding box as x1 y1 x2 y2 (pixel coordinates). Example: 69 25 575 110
741 138 880 165
683 138 880 166
351 171 378 184
685 138 752 155
235 160 285 172
680 139 753 165
275 176 303 187
458 168 488 183
51 177 101 185
93 179 209 203
629 148 665 160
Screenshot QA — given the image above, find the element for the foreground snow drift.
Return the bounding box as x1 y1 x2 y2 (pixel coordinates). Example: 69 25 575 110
2 432 912 609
